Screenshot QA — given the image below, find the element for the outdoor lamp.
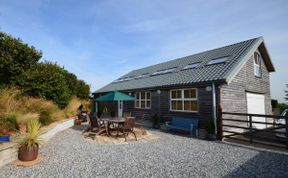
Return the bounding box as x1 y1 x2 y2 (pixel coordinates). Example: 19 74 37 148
157 89 161 94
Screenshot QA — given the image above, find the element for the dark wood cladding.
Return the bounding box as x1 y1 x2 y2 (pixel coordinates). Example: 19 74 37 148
122 86 214 128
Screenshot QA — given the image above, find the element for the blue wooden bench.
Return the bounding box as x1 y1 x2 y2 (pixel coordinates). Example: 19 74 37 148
166 117 199 137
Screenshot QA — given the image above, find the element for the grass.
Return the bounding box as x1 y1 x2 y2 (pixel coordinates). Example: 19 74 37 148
0 87 90 134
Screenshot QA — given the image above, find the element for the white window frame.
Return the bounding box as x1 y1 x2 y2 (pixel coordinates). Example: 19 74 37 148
170 88 198 112
254 52 261 77
135 91 151 109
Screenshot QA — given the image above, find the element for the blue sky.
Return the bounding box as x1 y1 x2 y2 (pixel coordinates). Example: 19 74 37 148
0 0 287 102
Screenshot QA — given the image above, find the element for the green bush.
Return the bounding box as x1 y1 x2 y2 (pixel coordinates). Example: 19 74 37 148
0 32 42 85
0 32 91 109
203 120 215 134
152 114 160 126
278 103 288 113
19 61 72 108
271 99 278 109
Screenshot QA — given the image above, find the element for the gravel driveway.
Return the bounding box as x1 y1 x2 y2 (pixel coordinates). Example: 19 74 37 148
1 126 288 178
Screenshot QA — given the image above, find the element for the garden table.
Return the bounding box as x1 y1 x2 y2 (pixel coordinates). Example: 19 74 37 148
101 118 125 136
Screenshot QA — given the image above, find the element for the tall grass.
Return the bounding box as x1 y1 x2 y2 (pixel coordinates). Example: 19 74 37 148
0 87 90 133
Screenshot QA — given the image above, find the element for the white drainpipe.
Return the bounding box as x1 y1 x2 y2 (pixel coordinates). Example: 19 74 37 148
212 83 217 134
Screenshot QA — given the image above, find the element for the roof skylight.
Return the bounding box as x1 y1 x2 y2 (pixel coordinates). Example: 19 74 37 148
151 67 177 76
135 73 149 79
207 56 229 65
113 76 134 83
182 62 200 70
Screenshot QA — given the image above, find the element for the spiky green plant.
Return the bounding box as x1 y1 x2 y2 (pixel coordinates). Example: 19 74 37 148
17 119 43 149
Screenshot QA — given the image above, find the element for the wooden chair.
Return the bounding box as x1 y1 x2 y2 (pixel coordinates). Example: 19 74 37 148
83 114 103 140
122 117 137 141
123 112 131 118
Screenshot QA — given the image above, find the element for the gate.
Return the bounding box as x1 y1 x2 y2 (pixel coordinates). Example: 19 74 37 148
217 109 288 150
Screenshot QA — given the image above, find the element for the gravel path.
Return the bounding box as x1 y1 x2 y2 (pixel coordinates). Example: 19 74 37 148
1 126 288 178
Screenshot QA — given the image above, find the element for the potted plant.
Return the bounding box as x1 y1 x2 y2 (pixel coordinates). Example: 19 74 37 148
17 119 43 161
204 120 217 141
152 114 160 129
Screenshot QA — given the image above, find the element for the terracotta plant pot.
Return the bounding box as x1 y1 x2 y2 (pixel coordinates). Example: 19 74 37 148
75 119 82 125
18 144 39 161
18 124 27 133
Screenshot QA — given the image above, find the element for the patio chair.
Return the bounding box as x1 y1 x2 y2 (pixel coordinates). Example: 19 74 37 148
122 117 137 142
123 112 131 118
83 114 103 140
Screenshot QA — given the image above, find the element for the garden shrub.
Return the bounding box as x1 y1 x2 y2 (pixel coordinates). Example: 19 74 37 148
19 61 72 108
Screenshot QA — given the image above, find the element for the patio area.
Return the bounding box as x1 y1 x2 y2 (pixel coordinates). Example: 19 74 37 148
1 126 288 178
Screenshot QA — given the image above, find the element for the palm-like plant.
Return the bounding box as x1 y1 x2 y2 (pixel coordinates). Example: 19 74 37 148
17 119 43 149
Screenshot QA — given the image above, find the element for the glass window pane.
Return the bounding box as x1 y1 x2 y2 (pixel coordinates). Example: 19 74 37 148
171 101 177 110
171 91 176 99
141 92 145 99
136 100 140 108
141 101 145 108
136 93 140 99
146 92 150 99
191 101 197 110
146 101 151 108
191 89 196 98
176 90 182 98
176 101 182 110
184 90 191 98
184 101 191 110
184 101 197 111
184 89 196 98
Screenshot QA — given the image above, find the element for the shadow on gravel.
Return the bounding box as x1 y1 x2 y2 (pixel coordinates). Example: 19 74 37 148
71 124 88 132
223 151 288 178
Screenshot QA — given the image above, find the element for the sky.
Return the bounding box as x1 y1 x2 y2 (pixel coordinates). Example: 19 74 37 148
0 0 287 103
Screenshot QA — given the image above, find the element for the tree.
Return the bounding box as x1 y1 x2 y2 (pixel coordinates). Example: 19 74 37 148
75 80 90 99
63 71 78 95
0 32 42 85
62 70 90 99
19 61 71 108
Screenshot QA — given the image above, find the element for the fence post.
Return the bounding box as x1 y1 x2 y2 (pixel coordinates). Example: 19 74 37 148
249 115 253 143
217 105 223 141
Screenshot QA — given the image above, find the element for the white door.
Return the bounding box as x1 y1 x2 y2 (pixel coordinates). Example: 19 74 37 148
118 100 123 118
246 93 266 129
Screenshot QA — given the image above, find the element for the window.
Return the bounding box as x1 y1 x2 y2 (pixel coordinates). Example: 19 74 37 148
207 56 229 65
254 52 261 77
151 67 177 76
170 89 197 112
182 62 200 70
135 92 151 109
135 73 149 79
113 76 134 83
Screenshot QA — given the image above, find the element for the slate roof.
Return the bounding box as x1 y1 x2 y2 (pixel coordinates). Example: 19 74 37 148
94 37 274 93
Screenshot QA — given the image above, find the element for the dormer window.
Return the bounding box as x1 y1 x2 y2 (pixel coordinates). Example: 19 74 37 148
254 52 261 77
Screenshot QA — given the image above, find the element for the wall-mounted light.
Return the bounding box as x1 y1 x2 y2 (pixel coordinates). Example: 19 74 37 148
205 86 212 92
157 89 161 94
128 92 132 96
